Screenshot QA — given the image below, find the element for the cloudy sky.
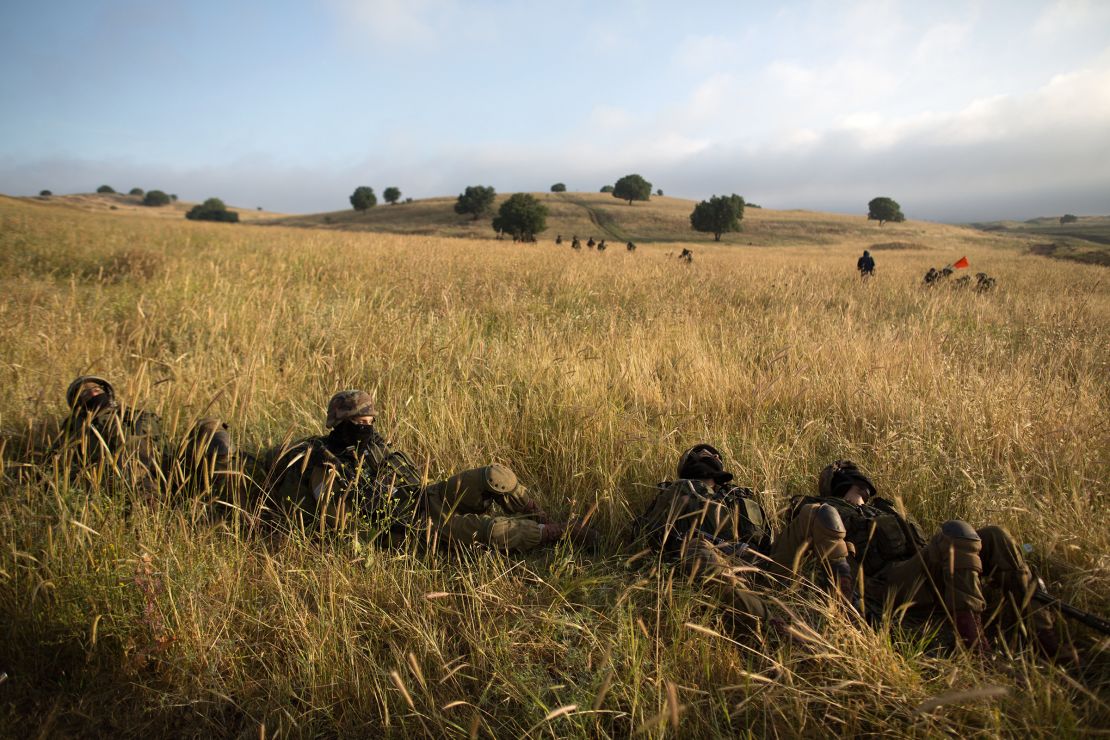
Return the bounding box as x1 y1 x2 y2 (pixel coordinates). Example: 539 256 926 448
1 0 1107 221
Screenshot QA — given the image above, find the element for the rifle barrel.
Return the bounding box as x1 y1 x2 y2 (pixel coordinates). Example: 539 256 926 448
1034 590 1110 636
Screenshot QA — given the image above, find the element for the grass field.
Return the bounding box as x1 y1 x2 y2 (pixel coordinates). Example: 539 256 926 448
1 194 1107 737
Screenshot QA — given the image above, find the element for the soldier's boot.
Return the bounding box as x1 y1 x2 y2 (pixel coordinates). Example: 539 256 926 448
954 610 989 654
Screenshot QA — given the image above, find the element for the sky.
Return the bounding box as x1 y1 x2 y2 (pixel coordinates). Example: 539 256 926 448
1 0 1108 222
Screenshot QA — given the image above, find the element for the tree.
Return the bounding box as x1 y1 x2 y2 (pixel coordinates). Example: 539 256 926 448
454 185 496 220
96 185 115 194
185 198 239 223
690 194 745 241
129 187 144 196
383 186 401 205
612 174 652 205
350 186 377 211
142 190 171 207
550 183 567 192
867 197 905 226
600 185 615 193
492 193 548 241
1060 214 1078 224
39 190 52 196
656 188 664 196
170 194 178 202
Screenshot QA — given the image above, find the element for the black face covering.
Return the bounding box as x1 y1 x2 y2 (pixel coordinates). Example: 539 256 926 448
80 392 113 415
678 450 735 485
329 421 381 449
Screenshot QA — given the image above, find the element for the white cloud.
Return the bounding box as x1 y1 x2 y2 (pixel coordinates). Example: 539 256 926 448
1032 0 1110 38
327 0 461 45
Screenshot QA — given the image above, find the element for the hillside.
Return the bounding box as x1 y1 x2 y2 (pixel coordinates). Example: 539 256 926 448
968 214 1110 266
0 195 1108 735
266 191 1030 254
12 191 282 222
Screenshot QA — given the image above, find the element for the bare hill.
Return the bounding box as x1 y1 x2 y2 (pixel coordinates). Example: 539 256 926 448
12 192 282 221
263 191 1026 254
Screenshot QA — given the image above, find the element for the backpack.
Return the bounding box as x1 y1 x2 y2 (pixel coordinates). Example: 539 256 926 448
637 479 772 554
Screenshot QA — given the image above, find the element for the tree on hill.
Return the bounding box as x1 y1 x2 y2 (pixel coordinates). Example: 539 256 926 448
454 185 496 220
612 174 652 205
350 186 377 211
170 194 178 201
97 185 115 194
383 187 401 205
550 183 567 192
600 185 615 193
1060 213 1078 224
867 197 904 226
656 188 664 196
185 198 239 223
129 187 144 197
142 190 171 207
492 193 548 241
690 194 745 241
39 190 52 197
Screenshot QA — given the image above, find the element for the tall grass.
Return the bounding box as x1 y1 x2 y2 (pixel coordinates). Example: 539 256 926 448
0 198 1107 736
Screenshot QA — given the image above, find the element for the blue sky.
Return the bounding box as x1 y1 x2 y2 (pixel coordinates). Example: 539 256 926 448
1 0 1108 221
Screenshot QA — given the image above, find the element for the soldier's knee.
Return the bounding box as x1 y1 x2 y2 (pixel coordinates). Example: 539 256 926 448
929 520 983 572
808 503 850 561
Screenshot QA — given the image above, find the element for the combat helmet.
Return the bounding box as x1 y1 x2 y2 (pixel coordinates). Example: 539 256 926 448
818 460 877 501
677 443 734 485
325 389 375 429
65 375 116 410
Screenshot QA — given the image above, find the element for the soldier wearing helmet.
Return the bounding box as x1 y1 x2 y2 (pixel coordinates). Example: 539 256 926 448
268 389 594 551
59 375 165 490
635 444 854 635
786 460 1070 660
58 375 238 503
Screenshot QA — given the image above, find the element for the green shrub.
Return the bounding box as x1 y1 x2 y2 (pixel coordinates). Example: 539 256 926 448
185 198 239 223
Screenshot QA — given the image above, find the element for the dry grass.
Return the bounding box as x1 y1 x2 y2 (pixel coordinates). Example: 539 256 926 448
0 196 1107 737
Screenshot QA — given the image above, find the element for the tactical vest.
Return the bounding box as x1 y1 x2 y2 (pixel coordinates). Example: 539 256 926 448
793 495 926 576
266 435 425 530
639 479 772 554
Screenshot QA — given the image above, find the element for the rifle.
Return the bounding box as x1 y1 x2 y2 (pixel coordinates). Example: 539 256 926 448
1034 586 1110 636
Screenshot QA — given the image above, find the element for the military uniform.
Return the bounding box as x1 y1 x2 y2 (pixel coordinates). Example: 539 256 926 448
636 445 853 633
58 375 165 490
788 460 1057 652
269 390 566 552
58 376 239 504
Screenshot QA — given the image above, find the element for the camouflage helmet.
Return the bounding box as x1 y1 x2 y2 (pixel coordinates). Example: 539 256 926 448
677 443 734 484
818 460 877 501
65 375 116 410
325 389 375 429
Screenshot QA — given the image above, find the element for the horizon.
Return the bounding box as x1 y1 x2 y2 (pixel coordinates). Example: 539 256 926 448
2 0 1108 223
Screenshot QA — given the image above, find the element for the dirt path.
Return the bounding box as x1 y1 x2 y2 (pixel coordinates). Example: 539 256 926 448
555 193 629 242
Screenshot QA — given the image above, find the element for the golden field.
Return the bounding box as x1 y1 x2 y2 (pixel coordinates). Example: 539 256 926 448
0 193 1107 737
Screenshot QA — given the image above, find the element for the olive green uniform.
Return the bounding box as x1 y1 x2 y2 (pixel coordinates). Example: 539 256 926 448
792 494 1053 635
268 430 546 551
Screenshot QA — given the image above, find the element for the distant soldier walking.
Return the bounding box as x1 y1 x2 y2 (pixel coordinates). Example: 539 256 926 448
857 250 875 279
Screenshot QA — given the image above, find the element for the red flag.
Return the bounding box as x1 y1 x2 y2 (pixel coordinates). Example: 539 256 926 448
953 256 969 269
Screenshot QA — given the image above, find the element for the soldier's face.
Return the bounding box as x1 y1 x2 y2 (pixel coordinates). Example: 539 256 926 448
349 414 375 427
78 384 106 410
843 485 868 506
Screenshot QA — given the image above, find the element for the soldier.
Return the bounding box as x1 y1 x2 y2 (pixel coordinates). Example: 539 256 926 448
597 239 607 251
626 241 636 252
56 375 232 501
555 234 563 245
784 460 1069 658
678 248 693 264
636 444 854 635
587 237 596 248
268 390 593 552
857 250 875 278
975 272 996 292
571 236 581 250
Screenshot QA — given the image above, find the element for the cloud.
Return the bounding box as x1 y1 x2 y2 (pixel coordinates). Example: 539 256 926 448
326 0 462 46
